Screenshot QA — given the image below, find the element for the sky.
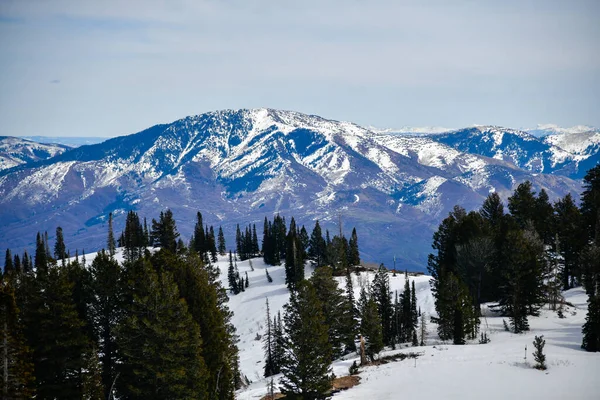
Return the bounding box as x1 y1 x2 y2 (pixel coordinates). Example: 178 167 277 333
0 0 599 138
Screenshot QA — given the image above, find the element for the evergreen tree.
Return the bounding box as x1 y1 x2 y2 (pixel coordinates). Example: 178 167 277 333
218 226 226 256
280 281 332 399
359 296 384 362
263 299 276 377
252 224 259 256
13 254 21 275
508 181 537 230
419 313 427 346
191 212 207 257
228 251 239 295
34 232 48 274
0 280 35 399
107 212 116 256
117 260 208 399
348 227 360 266
310 266 355 358
284 218 304 290
582 292 600 352
411 280 418 329
308 220 327 267
33 266 91 399
555 194 586 288
3 249 13 277
372 264 393 345
150 209 179 253
208 226 218 262
581 164 600 242
88 250 123 398
532 335 547 370
122 211 145 262
54 226 67 263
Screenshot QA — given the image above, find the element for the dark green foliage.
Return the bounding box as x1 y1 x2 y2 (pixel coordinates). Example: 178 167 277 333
3 249 13 277
0 280 35 399
581 243 600 352
532 335 547 370
122 211 145 262
308 220 327 267
218 226 226 255
33 266 91 399
284 218 305 290
263 215 287 266
54 227 67 262
116 259 208 399
554 194 586 288
191 212 207 259
348 228 360 266
507 181 537 230
348 360 359 375
280 281 332 400
266 268 273 283
359 295 384 362
228 251 239 294
88 250 123 398
372 265 394 346
310 266 356 358
35 231 49 274
497 227 545 333
581 164 600 242
150 209 180 253
263 299 277 377
107 212 116 256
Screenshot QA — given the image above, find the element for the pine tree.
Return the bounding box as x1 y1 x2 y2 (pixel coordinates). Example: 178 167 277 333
33 266 91 399
107 212 116 256
54 226 67 263
123 211 145 262
360 296 384 362
372 264 394 346
3 249 13 277
348 227 360 266
411 280 418 329
228 251 239 294
310 266 355 358
532 335 547 370
266 269 273 283
88 250 123 398
581 165 600 243
419 313 427 346
582 292 600 352
151 209 180 253
34 232 48 274
554 194 586 288
117 260 208 399
0 280 35 399
263 299 276 377
308 220 327 267
280 281 332 399
218 226 226 255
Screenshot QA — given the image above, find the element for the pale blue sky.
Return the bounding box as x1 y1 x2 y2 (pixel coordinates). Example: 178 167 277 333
0 0 598 137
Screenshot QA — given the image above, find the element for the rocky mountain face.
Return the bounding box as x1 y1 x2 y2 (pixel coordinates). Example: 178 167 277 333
0 110 592 269
0 136 70 171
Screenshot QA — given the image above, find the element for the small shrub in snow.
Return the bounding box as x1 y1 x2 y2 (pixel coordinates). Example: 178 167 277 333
533 335 547 370
503 319 510 332
348 360 359 375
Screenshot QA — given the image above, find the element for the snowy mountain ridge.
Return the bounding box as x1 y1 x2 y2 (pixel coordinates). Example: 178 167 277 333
0 136 70 171
0 109 592 268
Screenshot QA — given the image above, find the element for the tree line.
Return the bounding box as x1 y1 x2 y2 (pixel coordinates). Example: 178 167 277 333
427 164 600 351
1 210 241 399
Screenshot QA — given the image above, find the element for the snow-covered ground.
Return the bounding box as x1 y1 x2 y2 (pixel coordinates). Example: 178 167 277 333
72 250 599 399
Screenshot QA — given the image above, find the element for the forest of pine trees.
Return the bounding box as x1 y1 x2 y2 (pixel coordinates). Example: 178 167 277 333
428 165 600 350
1 209 241 399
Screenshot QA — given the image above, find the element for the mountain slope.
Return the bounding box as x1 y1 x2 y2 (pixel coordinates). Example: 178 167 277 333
0 109 583 268
0 136 71 171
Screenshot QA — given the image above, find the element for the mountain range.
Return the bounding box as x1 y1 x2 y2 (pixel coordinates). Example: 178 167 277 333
0 109 597 269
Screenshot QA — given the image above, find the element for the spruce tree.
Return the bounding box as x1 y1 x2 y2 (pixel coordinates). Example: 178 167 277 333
348 227 360 266
218 226 226 256
151 209 180 253
0 280 35 399
582 292 600 352
554 194 586 288
117 260 208 399
310 265 355 358
33 266 90 399
360 296 384 362
107 212 116 256
280 281 332 399
54 226 67 263
308 220 327 267
263 298 276 377
532 335 547 370
3 249 13 277
88 250 123 398
581 164 600 242
372 264 393 346
228 251 239 294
